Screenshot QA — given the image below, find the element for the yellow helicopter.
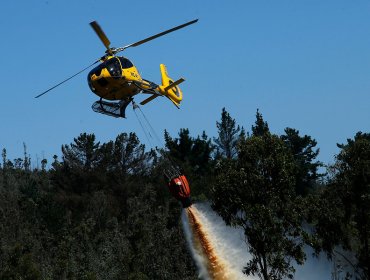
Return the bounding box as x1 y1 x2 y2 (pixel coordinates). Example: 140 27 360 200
36 19 198 118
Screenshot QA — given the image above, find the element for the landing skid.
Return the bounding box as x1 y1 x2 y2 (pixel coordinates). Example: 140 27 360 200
92 98 133 118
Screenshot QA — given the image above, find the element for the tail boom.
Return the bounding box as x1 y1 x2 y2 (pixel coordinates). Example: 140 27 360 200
158 64 184 107
138 64 185 108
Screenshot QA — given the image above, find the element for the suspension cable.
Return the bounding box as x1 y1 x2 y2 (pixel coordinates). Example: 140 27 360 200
133 104 153 148
132 101 181 177
137 105 164 147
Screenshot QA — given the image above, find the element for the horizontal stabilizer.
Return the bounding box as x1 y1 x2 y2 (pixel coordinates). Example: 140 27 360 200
140 94 159 105
164 78 185 91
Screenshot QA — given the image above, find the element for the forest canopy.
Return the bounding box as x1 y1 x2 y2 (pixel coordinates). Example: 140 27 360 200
0 108 369 280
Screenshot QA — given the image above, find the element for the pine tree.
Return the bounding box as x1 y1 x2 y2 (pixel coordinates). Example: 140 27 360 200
252 109 269 137
23 142 30 171
281 127 323 196
111 132 148 175
214 107 243 159
62 133 101 170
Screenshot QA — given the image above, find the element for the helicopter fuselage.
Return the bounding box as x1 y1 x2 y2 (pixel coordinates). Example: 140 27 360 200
35 19 198 118
87 56 147 101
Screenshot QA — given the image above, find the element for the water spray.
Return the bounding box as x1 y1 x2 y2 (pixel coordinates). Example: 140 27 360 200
182 203 254 280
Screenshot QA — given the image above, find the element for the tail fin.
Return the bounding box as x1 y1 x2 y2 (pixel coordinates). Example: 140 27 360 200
159 64 184 107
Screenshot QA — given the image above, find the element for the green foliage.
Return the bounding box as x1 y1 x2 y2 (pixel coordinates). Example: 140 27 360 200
164 128 214 175
1 107 369 280
252 109 270 137
313 132 370 279
280 128 324 196
62 133 101 170
0 132 197 280
212 132 306 280
214 107 244 159
0 243 41 280
164 128 215 198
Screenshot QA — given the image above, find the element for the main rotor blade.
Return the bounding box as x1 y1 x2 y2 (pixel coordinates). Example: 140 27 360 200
35 61 98 98
90 21 111 52
119 19 198 52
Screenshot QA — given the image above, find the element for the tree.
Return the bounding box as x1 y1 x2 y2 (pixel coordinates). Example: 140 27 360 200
164 129 214 176
62 133 101 170
212 132 306 280
0 132 199 280
318 132 370 279
56 133 103 194
111 132 149 175
0 243 41 280
164 128 215 198
23 142 31 171
1 148 13 187
252 109 269 137
164 128 193 163
214 107 244 159
280 128 323 196
41 158 47 171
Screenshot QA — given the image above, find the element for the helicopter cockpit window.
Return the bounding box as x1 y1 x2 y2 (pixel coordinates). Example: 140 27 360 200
118 57 134 69
105 58 122 78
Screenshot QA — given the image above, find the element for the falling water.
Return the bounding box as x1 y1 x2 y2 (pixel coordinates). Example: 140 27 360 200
182 203 334 280
182 203 257 280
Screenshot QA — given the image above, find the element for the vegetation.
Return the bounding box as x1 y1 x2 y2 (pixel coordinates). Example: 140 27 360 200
212 111 309 279
211 109 369 280
0 134 197 280
0 108 369 280
309 132 370 280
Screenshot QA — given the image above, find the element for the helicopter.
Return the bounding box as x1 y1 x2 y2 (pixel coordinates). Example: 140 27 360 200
36 19 198 118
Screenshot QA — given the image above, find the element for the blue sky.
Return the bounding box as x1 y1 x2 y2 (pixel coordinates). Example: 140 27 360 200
1 0 370 167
